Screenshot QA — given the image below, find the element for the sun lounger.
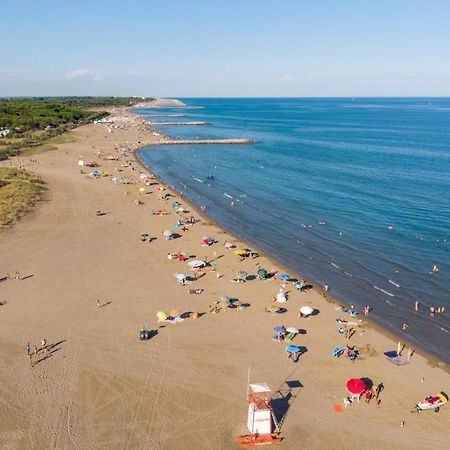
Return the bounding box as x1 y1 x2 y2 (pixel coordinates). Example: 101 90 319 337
332 345 345 357
188 289 204 294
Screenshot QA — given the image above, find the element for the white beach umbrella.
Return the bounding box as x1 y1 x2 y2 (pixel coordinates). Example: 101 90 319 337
173 273 187 281
300 306 314 316
286 327 299 334
276 293 287 303
163 230 173 237
187 260 206 268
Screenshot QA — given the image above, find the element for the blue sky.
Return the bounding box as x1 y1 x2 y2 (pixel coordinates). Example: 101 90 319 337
1 0 450 97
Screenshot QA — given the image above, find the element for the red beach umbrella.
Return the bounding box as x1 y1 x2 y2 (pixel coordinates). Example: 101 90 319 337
346 378 367 395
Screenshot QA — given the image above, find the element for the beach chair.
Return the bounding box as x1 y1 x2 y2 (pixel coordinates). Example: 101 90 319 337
332 345 345 357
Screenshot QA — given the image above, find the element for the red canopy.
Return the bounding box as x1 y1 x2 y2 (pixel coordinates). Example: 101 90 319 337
346 378 367 395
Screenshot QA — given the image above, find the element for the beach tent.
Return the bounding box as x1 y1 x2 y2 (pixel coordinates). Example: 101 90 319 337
346 378 367 395
300 306 314 316
187 260 207 269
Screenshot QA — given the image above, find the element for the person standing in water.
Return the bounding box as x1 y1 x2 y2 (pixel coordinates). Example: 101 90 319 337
414 300 419 312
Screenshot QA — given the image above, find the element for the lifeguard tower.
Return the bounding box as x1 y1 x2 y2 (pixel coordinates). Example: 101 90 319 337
237 382 282 447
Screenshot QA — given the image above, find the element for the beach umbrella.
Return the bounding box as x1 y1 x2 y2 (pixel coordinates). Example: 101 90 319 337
163 230 173 237
237 270 248 281
278 273 291 280
170 309 181 317
300 306 314 316
286 327 299 334
257 268 268 278
219 296 233 307
173 273 187 281
139 187 145 192
276 293 287 303
266 305 280 312
156 311 168 321
346 378 367 395
274 326 286 333
187 260 206 269
286 345 301 354
234 249 249 256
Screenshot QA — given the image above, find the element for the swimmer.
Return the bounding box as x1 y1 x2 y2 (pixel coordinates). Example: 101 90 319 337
402 323 409 330
429 264 439 275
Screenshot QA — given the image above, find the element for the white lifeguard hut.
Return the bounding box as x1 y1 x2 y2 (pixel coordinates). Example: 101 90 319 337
247 383 274 434
236 373 282 447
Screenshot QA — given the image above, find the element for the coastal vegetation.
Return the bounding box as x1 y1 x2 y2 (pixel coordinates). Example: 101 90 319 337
0 167 44 226
0 97 152 160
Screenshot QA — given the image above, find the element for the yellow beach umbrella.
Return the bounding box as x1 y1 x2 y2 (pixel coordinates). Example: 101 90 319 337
156 311 168 321
266 305 280 312
233 249 248 256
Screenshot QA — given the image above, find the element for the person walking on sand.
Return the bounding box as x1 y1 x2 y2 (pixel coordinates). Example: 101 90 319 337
15 271 21 280
364 305 370 316
25 342 32 368
41 339 47 354
97 299 101 308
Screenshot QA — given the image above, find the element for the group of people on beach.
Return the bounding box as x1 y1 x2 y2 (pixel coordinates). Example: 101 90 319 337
25 339 48 368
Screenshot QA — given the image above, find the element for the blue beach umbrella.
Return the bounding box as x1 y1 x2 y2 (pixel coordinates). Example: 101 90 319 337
286 345 301 353
278 273 291 280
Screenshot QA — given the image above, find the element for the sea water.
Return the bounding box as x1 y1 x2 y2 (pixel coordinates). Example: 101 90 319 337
136 98 450 362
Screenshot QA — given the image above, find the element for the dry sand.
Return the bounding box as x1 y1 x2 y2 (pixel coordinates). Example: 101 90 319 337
0 108 449 449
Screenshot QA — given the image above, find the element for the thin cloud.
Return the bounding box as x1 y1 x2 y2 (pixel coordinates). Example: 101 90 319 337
64 68 105 81
0 67 26 81
64 68 143 81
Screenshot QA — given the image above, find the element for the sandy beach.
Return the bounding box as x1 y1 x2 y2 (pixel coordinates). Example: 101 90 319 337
0 107 449 449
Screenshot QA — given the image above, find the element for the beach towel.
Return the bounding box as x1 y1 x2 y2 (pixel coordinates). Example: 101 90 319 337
168 317 184 324
285 332 296 342
334 404 344 413
386 356 409 366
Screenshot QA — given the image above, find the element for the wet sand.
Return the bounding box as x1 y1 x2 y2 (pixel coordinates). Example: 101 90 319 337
0 108 449 449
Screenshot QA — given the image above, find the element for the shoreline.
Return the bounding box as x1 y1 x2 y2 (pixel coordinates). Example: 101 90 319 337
132 109 448 371
1 105 449 449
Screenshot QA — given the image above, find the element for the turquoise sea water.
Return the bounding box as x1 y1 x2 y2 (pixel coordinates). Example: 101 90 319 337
136 98 450 362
